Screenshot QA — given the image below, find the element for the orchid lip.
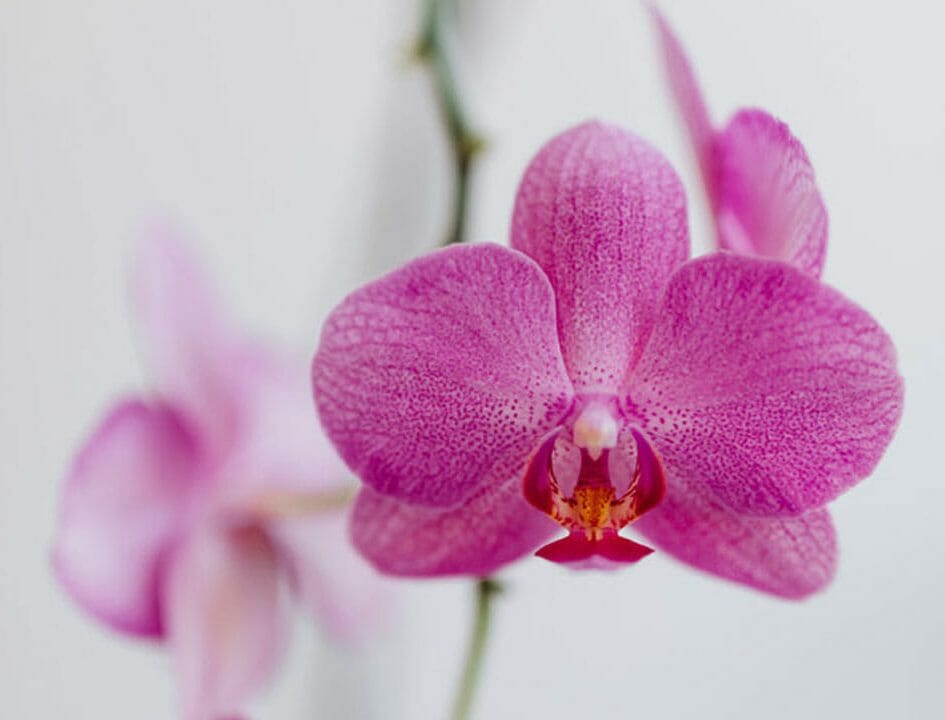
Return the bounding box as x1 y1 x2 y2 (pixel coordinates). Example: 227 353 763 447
523 407 666 568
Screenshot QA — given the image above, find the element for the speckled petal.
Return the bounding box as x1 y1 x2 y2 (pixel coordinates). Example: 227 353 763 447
351 478 558 577
636 469 837 599
649 5 717 203
627 253 903 516
134 227 242 454
715 109 828 277
510 121 689 392
313 243 573 507
53 400 197 637
164 526 289 720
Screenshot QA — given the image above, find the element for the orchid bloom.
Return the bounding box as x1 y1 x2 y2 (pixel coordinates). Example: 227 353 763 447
651 6 828 277
312 121 903 598
53 231 382 720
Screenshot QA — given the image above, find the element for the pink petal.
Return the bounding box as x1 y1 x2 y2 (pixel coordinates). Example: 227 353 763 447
218 348 349 502
272 510 389 644
134 227 243 454
510 121 689 391
52 400 197 637
312 243 573 507
715 109 828 277
351 479 558 577
649 5 717 204
636 470 836 598
163 525 289 720
201 348 389 642
649 10 828 277
628 253 903 516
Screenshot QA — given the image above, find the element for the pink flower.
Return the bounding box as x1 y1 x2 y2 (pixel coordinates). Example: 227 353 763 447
650 6 828 277
53 230 383 720
312 121 903 598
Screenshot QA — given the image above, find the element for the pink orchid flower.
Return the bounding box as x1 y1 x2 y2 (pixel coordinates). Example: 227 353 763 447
651 6 828 277
53 231 383 720
312 121 903 598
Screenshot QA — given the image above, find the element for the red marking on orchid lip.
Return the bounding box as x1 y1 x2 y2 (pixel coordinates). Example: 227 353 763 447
524 426 666 568
522 430 560 515
536 532 654 569
629 428 666 517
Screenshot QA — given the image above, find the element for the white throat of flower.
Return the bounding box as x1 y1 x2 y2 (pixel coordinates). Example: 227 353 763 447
572 403 619 460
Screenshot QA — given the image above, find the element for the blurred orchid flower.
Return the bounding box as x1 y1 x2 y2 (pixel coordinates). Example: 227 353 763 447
312 122 903 598
650 5 828 277
53 230 384 720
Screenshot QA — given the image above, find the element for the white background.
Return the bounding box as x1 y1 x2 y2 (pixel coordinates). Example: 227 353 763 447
2 1 943 718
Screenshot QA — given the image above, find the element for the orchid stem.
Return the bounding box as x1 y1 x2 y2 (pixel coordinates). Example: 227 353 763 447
451 577 503 720
415 0 484 246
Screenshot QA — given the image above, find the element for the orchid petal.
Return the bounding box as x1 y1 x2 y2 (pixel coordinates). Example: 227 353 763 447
164 526 288 720
628 253 903 516
636 470 837 598
313 243 573 507
198 347 388 643
53 400 196 637
351 479 558 577
715 109 828 276
272 511 388 644
134 227 243 453
219 348 346 502
511 121 689 391
649 5 717 202
650 10 828 276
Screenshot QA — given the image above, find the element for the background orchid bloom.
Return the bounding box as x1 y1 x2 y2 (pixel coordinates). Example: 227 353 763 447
650 5 828 277
53 230 383 720
312 121 903 598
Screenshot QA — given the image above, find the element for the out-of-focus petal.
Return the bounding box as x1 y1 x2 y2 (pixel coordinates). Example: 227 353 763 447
203 347 387 642
636 469 836 599
313 243 573 507
650 11 828 277
133 227 243 453
272 510 388 644
510 121 689 391
216 347 345 505
715 109 828 277
164 525 289 720
351 477 558 577
649 5 717 202
53 400 197 637
627 253 903 516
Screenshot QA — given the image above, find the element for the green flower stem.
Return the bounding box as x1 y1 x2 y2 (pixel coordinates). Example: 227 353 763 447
415 0 485 246
451 578 503 720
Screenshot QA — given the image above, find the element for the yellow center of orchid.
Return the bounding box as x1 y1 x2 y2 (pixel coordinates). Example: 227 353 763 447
574 485 616 534
545 451 644 541
523 404 666 565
